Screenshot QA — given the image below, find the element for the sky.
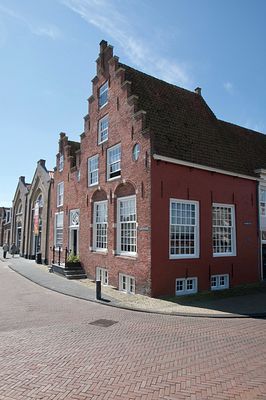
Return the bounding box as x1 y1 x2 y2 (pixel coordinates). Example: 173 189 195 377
0 0 265 207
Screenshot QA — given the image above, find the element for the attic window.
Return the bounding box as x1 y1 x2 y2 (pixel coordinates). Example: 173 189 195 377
99 81 108 109
59 154 64 172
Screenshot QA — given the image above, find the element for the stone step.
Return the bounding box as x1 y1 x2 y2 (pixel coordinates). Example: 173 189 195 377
65 273 87 280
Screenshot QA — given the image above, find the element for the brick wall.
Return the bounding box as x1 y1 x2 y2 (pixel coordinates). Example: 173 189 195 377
49 43 152 295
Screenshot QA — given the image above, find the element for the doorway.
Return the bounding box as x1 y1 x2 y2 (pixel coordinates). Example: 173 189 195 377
69 228 78 256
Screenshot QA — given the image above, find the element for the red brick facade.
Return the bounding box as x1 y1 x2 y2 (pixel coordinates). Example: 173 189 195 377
151 160 260 297
49 42 152 295
48 40 263 297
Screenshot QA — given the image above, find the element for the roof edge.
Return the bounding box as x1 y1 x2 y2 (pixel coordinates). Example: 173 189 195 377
153 154 260 182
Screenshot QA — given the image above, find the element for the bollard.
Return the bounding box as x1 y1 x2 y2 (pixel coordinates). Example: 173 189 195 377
96 280 101 300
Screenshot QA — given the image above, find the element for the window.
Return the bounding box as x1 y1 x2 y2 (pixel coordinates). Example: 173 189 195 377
211 274 229 290
99 81 108 108
5 210 10 223
117 196 137 256
170 199 199 259
132 143 140 161
119 273 135 294
96 267 108 285
57 182 64 207
93 201 108 251
260 188 266 216
88 155 99 186
54 212 63 248
212 204 236 256
59 154 64 172
98 115 109 144
175 278 198 295
107 144 121 180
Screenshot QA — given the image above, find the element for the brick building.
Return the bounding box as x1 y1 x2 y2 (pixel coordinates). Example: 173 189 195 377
11 177 30 256
0 207 11 247
49 41 266 297
24 160 53 264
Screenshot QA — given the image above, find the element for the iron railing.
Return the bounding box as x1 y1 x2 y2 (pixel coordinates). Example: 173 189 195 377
51 246 69 266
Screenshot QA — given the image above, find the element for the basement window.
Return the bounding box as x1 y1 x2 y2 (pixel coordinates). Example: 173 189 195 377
175 277 198 295
211 274 229 290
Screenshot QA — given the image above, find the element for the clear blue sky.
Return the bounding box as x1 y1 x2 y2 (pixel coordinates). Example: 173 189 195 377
0 0 265 207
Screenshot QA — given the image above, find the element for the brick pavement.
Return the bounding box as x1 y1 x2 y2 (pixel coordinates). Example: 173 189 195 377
0 261 266 399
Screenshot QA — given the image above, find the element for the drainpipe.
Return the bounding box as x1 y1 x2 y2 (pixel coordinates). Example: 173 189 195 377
257 181 263 281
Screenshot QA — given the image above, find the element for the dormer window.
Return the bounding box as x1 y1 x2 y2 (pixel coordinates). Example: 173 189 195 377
99 81 108 108
59 154 64 172
98 115 109 144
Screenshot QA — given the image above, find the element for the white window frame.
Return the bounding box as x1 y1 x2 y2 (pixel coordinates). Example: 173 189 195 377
211 274 229 290
175 277 198 296
98 115 109 144
88 155 99 186
54 212 64 249
212 203 236 257
117 195 137 257
57 182 64 207
260 187 266 217
107 144 121 181
169 199 199 259
58 154 64 172
93 200 108 252
96 267 108 285
99 81 108 108
119 273 135 294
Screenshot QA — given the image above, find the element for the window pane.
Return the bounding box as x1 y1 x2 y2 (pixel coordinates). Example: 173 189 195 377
213 206 234 254
88 156 99 186
98 115 109 143
170 201 197 257
118 197 136 254
94 202 107 250
99 81 108 108
107 145 121 179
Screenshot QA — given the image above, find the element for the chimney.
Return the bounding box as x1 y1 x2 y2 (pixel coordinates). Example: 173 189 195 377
20 176 25 184
97 40 113 77
38 159 46 168
100 40 108 54
195 87 202 96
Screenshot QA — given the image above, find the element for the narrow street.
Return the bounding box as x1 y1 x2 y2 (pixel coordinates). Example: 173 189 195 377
0 261 265 400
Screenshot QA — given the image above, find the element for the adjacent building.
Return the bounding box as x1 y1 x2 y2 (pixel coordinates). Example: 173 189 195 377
0 207 11 247
48 41 266 297
24 160 53 264
11 176 31 256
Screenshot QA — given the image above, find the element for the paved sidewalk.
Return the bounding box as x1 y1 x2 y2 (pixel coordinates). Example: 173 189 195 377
1 251 266 318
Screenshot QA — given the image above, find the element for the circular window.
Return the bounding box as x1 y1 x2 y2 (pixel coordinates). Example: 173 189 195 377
132 143 140 161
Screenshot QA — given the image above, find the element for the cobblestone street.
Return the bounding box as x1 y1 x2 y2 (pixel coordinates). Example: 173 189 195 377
0 262 266 400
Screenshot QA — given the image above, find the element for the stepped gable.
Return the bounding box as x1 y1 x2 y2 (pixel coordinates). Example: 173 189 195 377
120 63 266 177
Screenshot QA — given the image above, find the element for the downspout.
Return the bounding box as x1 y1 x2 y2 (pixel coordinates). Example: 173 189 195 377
45 180 51 265
257 181 263 281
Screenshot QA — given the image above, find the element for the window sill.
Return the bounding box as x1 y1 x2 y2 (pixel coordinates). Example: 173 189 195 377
107 175 121 182
170 254 199 260
91 249 108 255
211 286 229 291
115 253 138 260
98 139 108 146
88 183 98 188
99 102 108 110
213 253 236 258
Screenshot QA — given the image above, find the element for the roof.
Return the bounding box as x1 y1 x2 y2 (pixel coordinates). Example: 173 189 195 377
121 63 266 177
